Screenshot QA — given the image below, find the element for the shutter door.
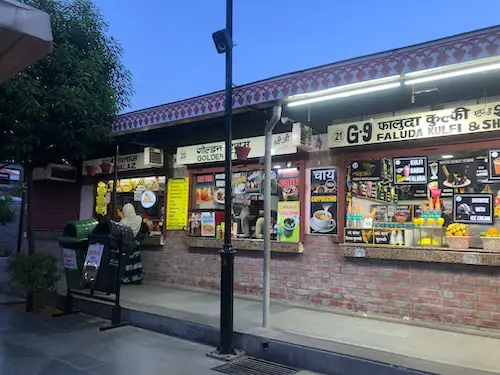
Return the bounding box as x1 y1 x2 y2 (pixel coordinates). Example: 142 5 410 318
32 181 80 231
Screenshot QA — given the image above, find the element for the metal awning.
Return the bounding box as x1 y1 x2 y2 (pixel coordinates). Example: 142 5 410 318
0 0 53 83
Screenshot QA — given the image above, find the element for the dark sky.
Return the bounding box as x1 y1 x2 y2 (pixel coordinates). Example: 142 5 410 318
94 0 500 113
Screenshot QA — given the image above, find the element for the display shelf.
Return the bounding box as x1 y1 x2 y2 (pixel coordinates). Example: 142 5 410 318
341 243 500 266
186 237 303 253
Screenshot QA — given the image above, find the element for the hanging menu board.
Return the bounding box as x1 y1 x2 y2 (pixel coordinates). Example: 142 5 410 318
309 168 338 235
439 157 477 197
232 172 247 195
393 157 428 185
453 193 493 224
351 160 382 182
488 150 500 180
166 178 189 230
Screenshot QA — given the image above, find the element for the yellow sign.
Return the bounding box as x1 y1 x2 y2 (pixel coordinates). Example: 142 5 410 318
166 178 189 230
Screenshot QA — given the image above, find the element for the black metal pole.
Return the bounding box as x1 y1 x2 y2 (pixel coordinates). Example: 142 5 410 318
218 0 235 355
111 143 119 219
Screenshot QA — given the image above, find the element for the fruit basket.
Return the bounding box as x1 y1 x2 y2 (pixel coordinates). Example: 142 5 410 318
446 236 471 250
480 237 500 252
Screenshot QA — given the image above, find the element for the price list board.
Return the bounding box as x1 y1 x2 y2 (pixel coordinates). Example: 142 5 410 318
166 178 189 230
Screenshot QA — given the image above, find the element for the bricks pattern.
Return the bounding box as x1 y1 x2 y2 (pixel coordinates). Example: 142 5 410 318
143 232 500 330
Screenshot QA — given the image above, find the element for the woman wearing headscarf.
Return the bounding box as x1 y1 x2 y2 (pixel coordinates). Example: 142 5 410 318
120 203 149 284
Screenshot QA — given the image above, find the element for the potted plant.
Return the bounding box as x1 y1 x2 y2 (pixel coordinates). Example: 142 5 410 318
7 252 60 313
85 165 97 176
100 162 114 175
235 145 251 160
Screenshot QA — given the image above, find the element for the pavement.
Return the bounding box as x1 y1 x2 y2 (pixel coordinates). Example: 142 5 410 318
115 283 500 375
0 304 318 375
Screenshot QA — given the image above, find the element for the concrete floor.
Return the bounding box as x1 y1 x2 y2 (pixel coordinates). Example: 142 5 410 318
0 304 317 375
119 283 500 374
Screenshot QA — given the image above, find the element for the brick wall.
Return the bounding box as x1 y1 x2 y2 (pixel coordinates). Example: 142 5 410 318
143 232 500 330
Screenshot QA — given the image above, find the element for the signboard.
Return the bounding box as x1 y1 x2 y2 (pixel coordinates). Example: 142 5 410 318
232 172 247 195
453 194 493 224
351 160 382 182
328 101 500 148
62 248 77 270
439 157 476 197
83 152 159 175
166 178 189 230
176 132 297 165
344 229 364 244
84 243 104 268
309 168 338 235
141 190 157 208
194 174 214 209
246 170 262 193
488 150 500 180
277 201 300 242
214 173 226 187
393 157 428 185
200 212 215 237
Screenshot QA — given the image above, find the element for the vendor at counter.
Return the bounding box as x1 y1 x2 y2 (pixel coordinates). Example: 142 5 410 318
255 210 277 239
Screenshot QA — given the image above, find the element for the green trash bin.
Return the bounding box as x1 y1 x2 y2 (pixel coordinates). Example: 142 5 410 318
58 218 98 290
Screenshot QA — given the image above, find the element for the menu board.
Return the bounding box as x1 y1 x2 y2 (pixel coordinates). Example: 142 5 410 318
166 178 189 230
214 173 225 187
309 168 338 235
351 160 382 182
453 194 493 224
438 157 477 197
488 150 500 180
277 201 300 242
246 170 262 193
397 185 427 200
344 229 364 243
232 172 247 195
393 157 428 185
278 168 300 201
200 212 215 237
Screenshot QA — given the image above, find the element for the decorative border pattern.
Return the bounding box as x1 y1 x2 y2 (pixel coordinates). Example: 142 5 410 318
113 27 500 134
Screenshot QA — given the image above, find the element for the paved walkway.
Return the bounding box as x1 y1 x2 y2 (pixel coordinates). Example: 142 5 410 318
0 305 317 375
118 283 500 375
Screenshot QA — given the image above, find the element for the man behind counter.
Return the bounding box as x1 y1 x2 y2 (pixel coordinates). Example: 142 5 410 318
255 209 277 239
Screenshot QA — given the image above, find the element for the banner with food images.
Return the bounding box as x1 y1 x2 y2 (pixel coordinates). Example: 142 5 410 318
309 168 338 235
278 201 300 242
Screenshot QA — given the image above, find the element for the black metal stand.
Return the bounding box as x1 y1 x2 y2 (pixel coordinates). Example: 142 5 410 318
99 237 129 331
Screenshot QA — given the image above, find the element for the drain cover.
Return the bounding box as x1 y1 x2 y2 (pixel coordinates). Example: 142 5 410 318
212 357 298 375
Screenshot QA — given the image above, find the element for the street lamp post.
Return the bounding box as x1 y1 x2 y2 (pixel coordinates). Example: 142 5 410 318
212 0 236 356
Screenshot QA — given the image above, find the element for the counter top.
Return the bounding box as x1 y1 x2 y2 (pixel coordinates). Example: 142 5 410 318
186 237 304 253
340 243 500 266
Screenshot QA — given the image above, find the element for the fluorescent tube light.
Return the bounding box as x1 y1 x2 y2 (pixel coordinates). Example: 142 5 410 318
288 75 400 101
405 63 500 85
287 82 401 107
441 155 454 159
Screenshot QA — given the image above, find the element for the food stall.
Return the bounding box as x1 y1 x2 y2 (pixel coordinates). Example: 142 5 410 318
332 99 500 265
177 132 305 253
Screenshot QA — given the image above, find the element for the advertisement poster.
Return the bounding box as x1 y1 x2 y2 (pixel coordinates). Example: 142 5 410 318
393 157 428 185
232 172 247 195
309 168 338 235
200 212 215 237
214 173 225 187
278 168 300 201
246 170 262 193
62 248 78 270
438 157 477 197
84 243 104 268
278 201 300 242
488 150 500 180
453 194 493 224
351 160 382 182
166 178 189 230
195 174 214 209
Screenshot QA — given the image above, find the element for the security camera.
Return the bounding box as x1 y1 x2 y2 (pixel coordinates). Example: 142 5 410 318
212 29 233 54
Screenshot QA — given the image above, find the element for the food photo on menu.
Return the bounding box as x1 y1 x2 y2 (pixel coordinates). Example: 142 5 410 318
309 168 338 235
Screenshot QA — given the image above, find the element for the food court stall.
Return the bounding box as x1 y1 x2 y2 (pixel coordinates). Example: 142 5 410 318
177 132 305 253
333 99 500 265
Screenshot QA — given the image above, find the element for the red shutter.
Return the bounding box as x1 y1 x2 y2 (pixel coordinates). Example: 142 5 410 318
32 181 80 231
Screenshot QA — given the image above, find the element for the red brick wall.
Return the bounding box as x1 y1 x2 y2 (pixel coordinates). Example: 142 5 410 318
143 232 500 330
